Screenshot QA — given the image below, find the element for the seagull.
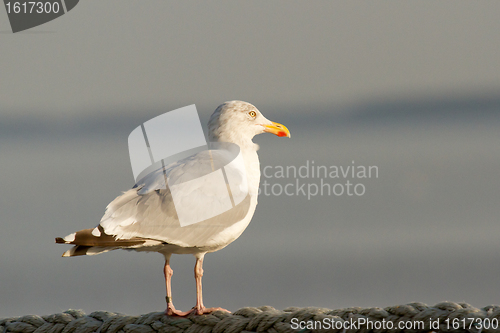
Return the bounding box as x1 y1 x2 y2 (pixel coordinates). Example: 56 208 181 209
55 101 290 316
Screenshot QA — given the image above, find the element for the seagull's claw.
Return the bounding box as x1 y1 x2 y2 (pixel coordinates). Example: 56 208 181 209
194 306 231 315
164 304 193 317
165 305 230 316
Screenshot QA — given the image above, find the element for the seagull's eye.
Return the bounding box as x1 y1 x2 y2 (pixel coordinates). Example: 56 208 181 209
249 111 257 118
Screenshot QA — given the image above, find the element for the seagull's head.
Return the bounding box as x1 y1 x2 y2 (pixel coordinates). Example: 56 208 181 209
208 101 290 147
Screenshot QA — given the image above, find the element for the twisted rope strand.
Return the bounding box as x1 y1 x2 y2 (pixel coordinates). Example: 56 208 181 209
2 302 500 333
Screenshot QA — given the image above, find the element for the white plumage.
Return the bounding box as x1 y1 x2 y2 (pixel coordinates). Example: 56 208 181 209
56 100 290 316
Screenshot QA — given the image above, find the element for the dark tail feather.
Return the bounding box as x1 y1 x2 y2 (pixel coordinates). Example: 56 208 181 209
61 245 117 257
55 226 146 257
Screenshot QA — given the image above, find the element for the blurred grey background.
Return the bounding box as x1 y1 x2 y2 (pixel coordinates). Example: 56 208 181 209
1 1 499 317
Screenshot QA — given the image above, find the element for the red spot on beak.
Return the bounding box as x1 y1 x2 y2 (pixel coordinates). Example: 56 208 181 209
277 131 287 137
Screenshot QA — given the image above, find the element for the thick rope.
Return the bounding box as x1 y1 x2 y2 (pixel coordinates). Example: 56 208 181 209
2 302 500 333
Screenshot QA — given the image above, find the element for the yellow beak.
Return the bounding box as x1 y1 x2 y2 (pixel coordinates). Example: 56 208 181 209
263 121 291 138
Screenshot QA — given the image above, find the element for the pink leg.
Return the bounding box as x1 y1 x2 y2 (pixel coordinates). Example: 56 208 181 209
163 256 191 316
192 255 230 315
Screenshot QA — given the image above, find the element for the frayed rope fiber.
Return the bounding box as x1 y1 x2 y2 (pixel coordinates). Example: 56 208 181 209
2 302 500 333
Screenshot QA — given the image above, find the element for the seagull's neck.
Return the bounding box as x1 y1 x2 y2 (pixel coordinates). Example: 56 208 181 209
239 144 261 197
210 134 261 197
